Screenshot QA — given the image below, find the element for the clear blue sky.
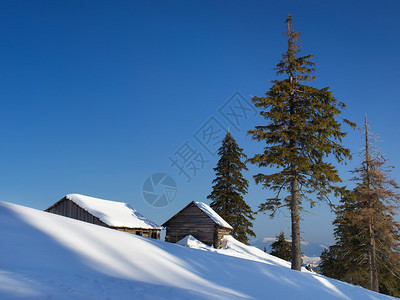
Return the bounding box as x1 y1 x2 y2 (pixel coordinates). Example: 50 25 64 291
1 0 399 244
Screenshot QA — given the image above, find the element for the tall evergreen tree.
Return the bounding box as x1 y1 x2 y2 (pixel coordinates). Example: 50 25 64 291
247 15 355 270
207 132 255 244
320 116 400 296
270 231 292 262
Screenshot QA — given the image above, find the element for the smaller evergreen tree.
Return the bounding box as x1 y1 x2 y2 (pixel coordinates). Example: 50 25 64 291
350 117 400 294
320 117 400 297
319 191 369 285
208 132 255 244
270 231 292 262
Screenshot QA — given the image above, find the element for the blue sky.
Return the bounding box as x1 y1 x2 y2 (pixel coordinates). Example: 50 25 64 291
1 0 399 244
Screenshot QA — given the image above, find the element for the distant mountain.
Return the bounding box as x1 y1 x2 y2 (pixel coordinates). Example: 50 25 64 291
251 237 329 266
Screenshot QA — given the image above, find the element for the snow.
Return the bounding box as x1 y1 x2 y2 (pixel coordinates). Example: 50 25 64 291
194 201 233 229
63 194 161 229
178 234 294 269
0 200 396 300
177 234 216 251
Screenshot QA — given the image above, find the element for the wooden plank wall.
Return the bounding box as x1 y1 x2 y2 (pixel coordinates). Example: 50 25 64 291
46 198 109 227
115 227 161 239
165 204 219 246
215 228 232 248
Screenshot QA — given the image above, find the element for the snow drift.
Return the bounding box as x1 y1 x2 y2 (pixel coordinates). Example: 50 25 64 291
0 201 395 299
178 234 295 269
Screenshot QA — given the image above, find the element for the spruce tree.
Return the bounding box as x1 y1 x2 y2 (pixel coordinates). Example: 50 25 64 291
270 231 292 262
207 132 255 244
351 116 400 293
320 116 400 297
247 15 355 270
319 191 369 286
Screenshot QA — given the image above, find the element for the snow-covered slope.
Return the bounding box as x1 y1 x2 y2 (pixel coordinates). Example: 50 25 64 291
178 235 294 269
0 201 395 300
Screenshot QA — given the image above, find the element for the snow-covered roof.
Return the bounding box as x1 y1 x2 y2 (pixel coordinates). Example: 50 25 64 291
194 202 233 229
63 194 161 229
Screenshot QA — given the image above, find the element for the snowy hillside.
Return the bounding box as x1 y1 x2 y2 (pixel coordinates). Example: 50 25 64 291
0 201 395 300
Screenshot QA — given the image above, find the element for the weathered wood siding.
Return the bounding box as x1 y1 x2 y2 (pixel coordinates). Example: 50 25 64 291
215 227 232 248
114 227 160 239
45 198 109 227
165 204 215 245
164 202 231 248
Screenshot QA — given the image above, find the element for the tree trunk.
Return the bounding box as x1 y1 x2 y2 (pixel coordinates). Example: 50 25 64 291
369 218 379 291
364 115 379 292
291 174 302 271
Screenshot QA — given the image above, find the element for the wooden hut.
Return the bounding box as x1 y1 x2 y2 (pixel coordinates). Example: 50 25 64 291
162 201 232 248
45 194 162 239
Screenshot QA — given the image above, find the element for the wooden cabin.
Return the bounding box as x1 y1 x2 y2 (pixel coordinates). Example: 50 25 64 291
162 201 232 248
45 194 162 239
